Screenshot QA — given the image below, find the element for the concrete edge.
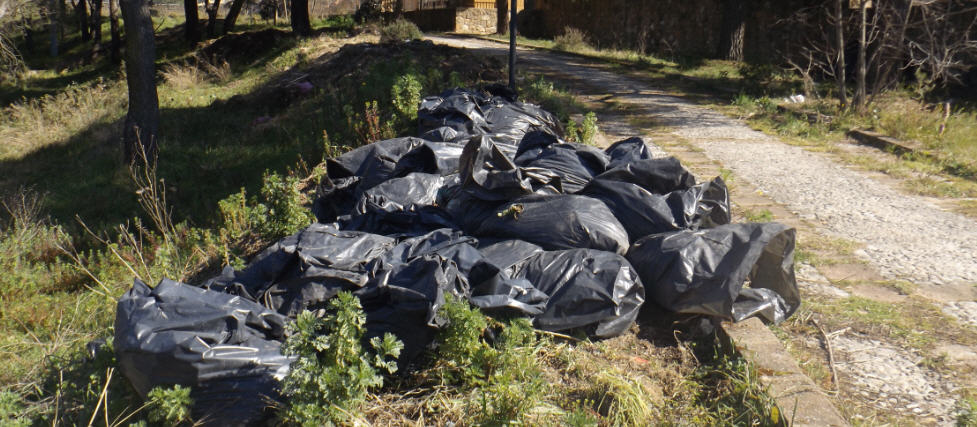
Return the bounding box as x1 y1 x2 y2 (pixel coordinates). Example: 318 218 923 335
846 128 928 157
719 318 849 426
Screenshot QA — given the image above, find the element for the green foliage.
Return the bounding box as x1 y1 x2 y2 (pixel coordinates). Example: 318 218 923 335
258 172 312 239
391 73 423 123
0 390 31 427
958 396 977 427
280 293 403 425
380 19 423 44
217 171 312 245
580 112 598 145
147 385 194 425
435 297 546 424
693 345 785 426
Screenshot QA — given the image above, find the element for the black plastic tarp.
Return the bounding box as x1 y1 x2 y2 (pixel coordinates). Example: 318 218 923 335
115 278 292 425
626 223 800 324
418 88 563 146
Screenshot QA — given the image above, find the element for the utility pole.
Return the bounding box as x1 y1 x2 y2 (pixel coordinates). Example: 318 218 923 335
508 0 516 92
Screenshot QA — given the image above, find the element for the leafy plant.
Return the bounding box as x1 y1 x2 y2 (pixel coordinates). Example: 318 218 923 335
257 171 312 239
391 73 423 123
280 292 403 425
147 385 193 425
580 112 599 145
435 297 546 424
379 18 423 44
345 101 396 146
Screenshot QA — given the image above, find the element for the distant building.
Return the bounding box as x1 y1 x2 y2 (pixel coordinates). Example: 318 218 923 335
384 0 527 35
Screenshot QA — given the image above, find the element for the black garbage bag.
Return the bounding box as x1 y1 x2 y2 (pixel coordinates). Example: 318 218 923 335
580 176 731 242
207 223 398 312
626 223 800 324
457 135 562 201
605 137 654 166
392 141 466 177
352 173 445 215
510 249 645 338
514 131 610 193
326 137 429 190
312 175 360 223
476 239 545 275
338 205 459 237
115 278 292 426
417 88 563 145
472 194 630 255
595 157 696 195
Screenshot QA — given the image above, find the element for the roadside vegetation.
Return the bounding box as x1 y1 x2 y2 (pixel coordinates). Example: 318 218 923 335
0 10 784 426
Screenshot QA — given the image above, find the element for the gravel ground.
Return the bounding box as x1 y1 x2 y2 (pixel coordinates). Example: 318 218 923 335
428 36 977 423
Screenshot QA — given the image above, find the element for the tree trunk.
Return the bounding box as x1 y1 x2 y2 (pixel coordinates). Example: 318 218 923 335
834 0 847 108
395 0 403 18
183 0 200 44
205 0 221 38
49 0 60 57
223 0 247 34
718 0 746 61
109 0 120 63
120 0 159 162
74 0 91 41
290 0 311 36
90 0 102 44
854 0 868 112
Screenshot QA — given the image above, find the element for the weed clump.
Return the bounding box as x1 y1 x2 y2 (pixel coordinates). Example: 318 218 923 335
554 27 591 52
435 296 546 424
380 19 423 44
280 292 403 425
146 385 193 425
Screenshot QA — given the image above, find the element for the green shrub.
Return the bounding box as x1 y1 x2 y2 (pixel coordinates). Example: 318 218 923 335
391 73 423 123
380 19 423 44
554 27 591 52
580 112 598 145
258 172 312 239
0 390 30 427
280 293 403 425
435 297 546 423
147 385 193 425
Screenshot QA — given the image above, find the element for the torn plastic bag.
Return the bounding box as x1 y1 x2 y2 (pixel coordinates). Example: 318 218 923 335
325 137 429 189
473 194 630 255
457 135 562 201
605 137 655 166
115 278 291 426
312 175 360 223
417 88 563 145
580 176 731 242
595 157 696 195
392 142 466 177
514 131 610 193
509 249 645 338
352 173 445 215
338 205 458 237
207 223 397 312
625 223 800 324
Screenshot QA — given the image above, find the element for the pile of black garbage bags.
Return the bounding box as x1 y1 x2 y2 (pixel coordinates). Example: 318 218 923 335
114 87 800 424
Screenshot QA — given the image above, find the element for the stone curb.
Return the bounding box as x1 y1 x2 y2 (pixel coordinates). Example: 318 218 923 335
720 319 850 426
846 128 928 157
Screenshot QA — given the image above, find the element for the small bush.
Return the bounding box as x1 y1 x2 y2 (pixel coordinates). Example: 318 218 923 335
391 73 423 123
380 19 423 44
554 27 591 52
435 297 546 423
147 385 194 425
280 293 403 425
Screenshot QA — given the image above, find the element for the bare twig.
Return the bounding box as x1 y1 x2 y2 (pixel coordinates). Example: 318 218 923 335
812 318 841 394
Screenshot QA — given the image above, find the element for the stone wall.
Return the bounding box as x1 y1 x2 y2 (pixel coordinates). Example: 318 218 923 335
455 7 497 35
404 7 498 34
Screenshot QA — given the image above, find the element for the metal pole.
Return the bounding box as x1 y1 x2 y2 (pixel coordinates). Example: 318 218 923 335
508 0 516 92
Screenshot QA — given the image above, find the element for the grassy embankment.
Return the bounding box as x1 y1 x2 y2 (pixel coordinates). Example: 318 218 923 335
0 16 783 425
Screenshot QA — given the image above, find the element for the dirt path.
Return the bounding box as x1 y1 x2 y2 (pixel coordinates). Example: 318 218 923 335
429 35 977 425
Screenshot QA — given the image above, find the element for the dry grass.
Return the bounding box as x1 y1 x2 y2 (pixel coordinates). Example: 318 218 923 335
0 81 126 161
